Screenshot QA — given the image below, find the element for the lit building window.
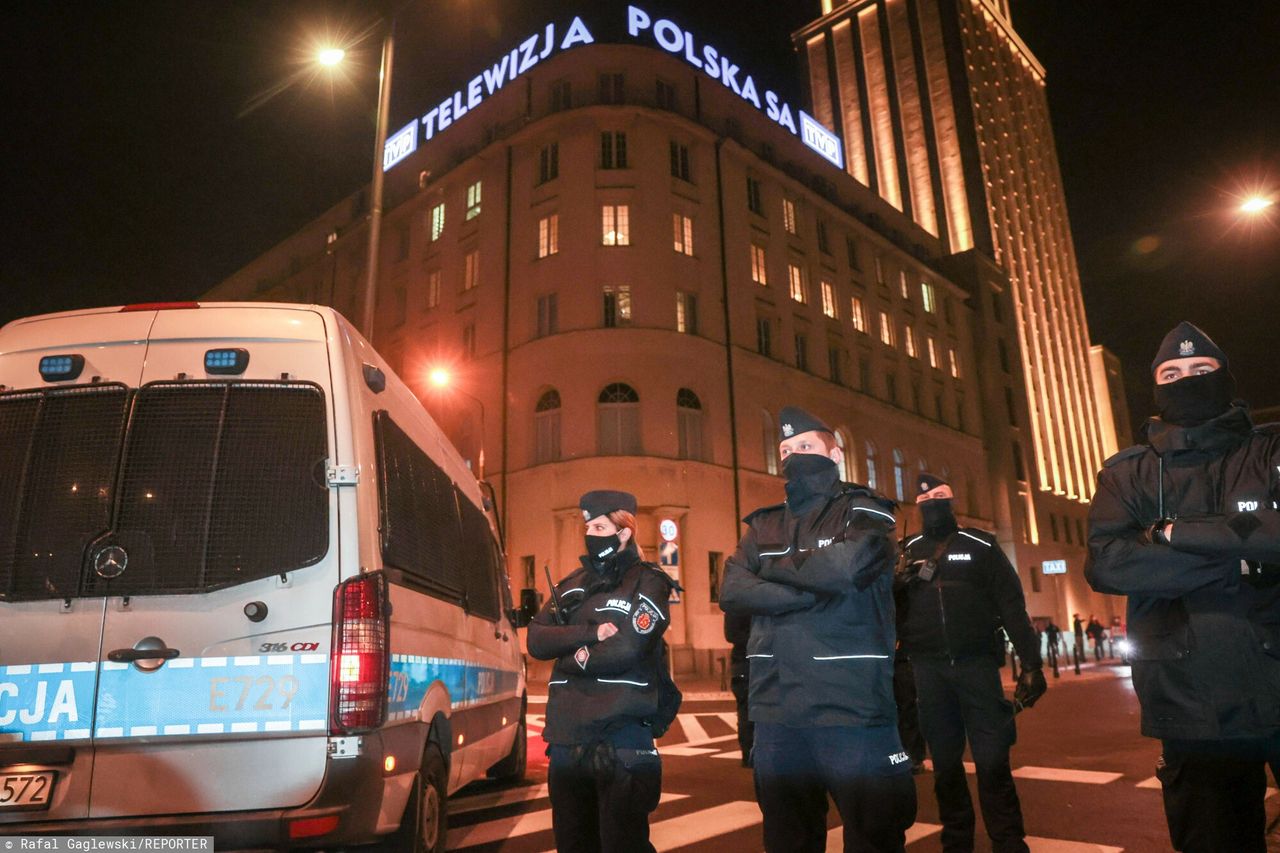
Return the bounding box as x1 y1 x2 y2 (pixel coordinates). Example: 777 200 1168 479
538 214 559 258
922 281 937 313
879 311 894 347
874 253 885 284
834 429 853 481
788 263 806 304
430 204 445 242
904 326 917 358
602 205 630 246
673 213 694 255
893 448 906 501
899 270 909 300
751 245 768 285
851 296 867 332
466 181 482 220
463 250 479 290
821 281 837 318
602 285 632 327
865 441 879 490
783 198 798 235
676 291 698 335
949 347 960 378
927 336 938 368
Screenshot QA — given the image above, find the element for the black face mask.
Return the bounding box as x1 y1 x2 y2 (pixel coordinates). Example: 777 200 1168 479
782 452 839 512
585 533 623 567
1154 369 1236 427
919 498 957 536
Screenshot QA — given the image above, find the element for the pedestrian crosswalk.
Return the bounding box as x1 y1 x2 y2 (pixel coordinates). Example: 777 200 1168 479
445 711 1173 851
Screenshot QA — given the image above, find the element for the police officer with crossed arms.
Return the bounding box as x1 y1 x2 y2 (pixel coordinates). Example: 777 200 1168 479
897 473 1046 853
1087 322 1280 852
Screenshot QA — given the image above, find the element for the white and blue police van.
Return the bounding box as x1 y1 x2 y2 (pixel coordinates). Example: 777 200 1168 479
0 302 532 851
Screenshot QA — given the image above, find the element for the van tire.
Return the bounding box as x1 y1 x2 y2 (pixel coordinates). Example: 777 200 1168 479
488 714 527 783
376 744 448 853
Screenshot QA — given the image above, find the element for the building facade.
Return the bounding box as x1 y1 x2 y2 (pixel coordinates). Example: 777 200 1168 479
796 0 1124 625
208 23 1115 669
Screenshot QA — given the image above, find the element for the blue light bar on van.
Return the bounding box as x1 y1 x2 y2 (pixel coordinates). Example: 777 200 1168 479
204 348 250 375
39 354 85 382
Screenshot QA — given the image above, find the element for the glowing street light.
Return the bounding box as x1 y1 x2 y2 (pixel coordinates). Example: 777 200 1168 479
316 47 346 67
1240 196 1275 215
428 367 451 388
426 366 485 479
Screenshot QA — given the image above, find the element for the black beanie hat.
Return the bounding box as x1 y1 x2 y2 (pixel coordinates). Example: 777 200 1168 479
1151 322 1228 375
917 472 949 497
579 490 638 522
778 406 833 442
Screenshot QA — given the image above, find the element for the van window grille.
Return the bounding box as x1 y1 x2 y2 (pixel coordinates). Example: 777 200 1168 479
375 412 467 600
0 385 129 600
0 381 328 601
458 494 501 621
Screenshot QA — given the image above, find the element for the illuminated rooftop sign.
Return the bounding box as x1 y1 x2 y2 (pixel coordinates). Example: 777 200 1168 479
1042 559 1067 575
389 6 844 173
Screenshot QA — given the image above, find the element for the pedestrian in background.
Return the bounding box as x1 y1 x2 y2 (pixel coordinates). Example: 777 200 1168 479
1072 613 1084 664
528 490 681 853
896 474 1047 853
1086 616 1106 662
720 406 916 852
1086 322 1280 853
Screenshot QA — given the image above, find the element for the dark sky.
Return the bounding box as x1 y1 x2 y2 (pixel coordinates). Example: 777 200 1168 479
4 2 1279 432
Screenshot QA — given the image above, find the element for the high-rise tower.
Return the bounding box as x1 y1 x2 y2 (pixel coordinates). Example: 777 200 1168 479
796 0 1109 527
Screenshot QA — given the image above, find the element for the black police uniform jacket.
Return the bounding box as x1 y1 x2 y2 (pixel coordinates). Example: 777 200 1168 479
718 483 900 727
527 548 678 745
896 527 1043 668
1086 404 1280 741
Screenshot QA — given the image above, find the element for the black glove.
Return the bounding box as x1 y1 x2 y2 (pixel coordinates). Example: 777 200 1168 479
1013 668 1047 711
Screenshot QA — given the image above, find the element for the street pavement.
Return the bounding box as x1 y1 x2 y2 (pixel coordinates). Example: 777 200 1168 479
447 662 1280 852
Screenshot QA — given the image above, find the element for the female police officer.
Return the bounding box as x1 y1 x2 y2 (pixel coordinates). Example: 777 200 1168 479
527 490 681 853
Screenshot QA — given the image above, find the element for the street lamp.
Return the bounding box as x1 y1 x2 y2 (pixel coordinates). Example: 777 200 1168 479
313 17 399 344
428 368 486 479
1240 196 1275 215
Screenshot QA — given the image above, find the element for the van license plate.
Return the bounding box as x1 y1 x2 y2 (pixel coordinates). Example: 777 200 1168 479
0 772 55 809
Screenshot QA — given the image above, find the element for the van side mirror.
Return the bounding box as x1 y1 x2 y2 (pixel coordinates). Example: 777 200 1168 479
510 588 538 628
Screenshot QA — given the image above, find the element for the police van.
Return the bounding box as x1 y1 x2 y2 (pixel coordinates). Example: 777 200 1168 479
0 302 532 851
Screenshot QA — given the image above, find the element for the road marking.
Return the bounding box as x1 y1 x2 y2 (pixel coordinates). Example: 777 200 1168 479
677 713 710 743
716 711 740 729
1026 838 1123 852
661 745 721 757
452 784 549 815
1013 766 1123 785
712 750 743 760
1136 776 1160 789
649 801 761 850
826 821 942 850
449 792 688 848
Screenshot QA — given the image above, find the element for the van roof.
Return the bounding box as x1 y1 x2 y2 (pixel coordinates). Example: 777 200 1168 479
0 301 336 331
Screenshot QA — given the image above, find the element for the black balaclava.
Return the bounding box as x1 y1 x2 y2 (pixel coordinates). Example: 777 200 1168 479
783 450 839 514
1154 369 1237 427
915 472 957 538
919 499 958 538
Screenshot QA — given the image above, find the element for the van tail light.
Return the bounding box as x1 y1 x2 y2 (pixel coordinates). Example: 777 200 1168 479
329 572 390 735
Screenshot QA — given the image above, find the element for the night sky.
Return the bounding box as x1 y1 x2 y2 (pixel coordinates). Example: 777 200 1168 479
5 2 1279 434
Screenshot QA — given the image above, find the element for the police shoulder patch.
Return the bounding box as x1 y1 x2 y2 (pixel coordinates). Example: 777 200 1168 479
632 599 660 634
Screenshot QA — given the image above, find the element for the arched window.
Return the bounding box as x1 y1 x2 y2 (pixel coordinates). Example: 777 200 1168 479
534 389 561 464
676 388 705 461
893 449 907 501
597 383 641 455
865 441 879 491
834 429 853 482
762 410 778 475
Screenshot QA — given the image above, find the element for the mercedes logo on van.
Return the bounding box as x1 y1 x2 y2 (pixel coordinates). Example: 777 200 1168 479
94 545 129 579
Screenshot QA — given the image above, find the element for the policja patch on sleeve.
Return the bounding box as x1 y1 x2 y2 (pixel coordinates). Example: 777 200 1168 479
632 599 660 634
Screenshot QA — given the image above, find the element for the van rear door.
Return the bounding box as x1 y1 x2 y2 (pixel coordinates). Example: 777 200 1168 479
87 307 341 818
0 310 156 822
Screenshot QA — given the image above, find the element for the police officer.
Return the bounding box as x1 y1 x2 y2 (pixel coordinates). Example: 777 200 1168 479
1086 322 1280 852
527 490 681 853
719 406 916 852
897 473 1046 853
723 610 755 766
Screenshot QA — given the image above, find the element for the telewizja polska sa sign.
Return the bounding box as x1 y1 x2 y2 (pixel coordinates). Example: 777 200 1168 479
382 5 845 172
